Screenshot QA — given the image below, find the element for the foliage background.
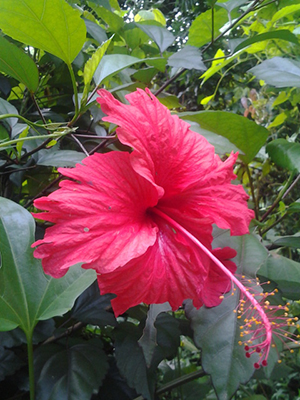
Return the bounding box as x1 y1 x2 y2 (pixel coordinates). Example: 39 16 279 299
0 0 300 399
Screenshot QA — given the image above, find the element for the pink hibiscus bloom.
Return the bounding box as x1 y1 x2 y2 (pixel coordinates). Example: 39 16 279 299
32 88 254 316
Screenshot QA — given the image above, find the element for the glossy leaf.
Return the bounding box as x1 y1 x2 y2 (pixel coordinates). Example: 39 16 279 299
35 339 108 400
180 111 269 163
115 323 155 400
37 150 86 167
249 57 300 88
271 234 300 249
71 281 116 326
266 139 300 172
233 30 299 53
0 98 18 128
259 254 300 300
135 23 175 53
138 303 172 367
0 36 39 91
0 0 86 64
185 230 269 400
188 8 228 47
167 46 207 70
0 197 96 333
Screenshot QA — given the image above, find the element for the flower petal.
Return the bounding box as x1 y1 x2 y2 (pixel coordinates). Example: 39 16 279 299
97 89 217 198
32 152 159 277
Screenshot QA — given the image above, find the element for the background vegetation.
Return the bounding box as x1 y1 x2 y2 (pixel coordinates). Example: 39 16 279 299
0 0 300 399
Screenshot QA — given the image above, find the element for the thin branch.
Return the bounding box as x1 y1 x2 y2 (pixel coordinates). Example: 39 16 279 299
70 133 89 157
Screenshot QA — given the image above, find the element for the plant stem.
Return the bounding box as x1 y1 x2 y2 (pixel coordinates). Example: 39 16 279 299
67 63 80 125
260 172 295 222
261 213 287 236
26 331 35 400
246 165 259 221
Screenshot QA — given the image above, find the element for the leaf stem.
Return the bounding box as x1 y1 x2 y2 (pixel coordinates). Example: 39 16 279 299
67 63 80 125
246 165 259 221
260 172 295 222
26 331 35 400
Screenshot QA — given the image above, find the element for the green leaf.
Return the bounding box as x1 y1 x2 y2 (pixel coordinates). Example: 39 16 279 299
138 303 172 367
188 8 228 47
259 254 300 300
233 30 299 53
0 0 86 64
35 340 109 400
135 23 175 53
0 197 95 334
216 0 248 13
0 347 24 381
89 2 124 31
185 231 269 400
167 46 207 70
179 111 269 163
249 57 300 88
0 98 18 128
271 4 300 23
271 234 300 249
93 54 164 85
82 37 113 102
266 139 300 172
0 36 39 91
115 322 155 400
37 150 85 167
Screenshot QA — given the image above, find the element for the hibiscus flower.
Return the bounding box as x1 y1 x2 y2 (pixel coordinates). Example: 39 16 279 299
32 88 254 317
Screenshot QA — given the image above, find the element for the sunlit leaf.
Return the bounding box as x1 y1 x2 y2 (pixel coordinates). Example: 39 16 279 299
0 0 86 64
179 111 268 163
0 36 39 91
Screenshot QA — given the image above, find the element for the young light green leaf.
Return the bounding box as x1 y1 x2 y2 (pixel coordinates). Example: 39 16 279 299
0 36 39 91
179 111 269 164
188 8 228 47
0 197 95 334
82 37 113 102
266 139 300 172
233 30 299 53
0 0 86 64
271 4 300 24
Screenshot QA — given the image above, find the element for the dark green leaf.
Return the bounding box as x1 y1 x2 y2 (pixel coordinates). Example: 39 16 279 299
138 303 172 367
249 57 300 88
37 150 86 167
35 340 109 400
71 281 116 326
135 23 175 53
180 111 269 163
271 233 300 249
0 98 18 128
266 139 300 172
185 230 269 400
0 347 24 381
259 254 300 300
0 0 86 64
0 36 39 91
0 197 96 334
115 323 155 400
84 19 108 44
167 46 207 70
233 30 299 53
